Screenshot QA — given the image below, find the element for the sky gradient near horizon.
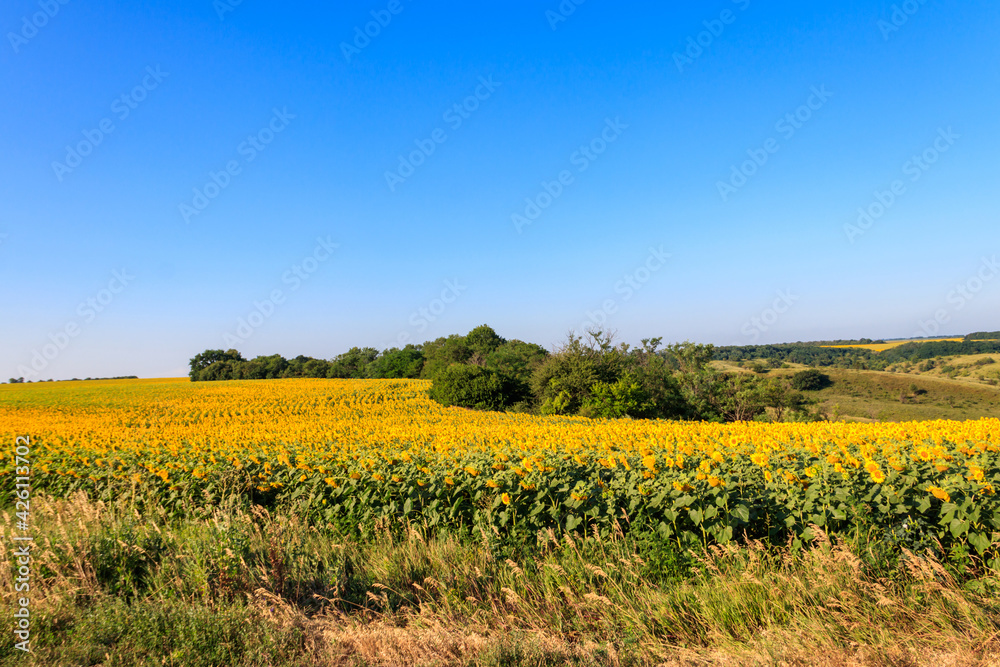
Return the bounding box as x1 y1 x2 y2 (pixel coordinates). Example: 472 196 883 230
2 0 999 380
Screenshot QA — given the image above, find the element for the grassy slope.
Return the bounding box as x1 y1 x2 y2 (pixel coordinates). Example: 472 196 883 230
713 360 1000 422
810 369 1000 422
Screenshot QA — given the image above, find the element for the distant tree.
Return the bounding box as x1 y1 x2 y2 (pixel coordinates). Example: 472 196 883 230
465 324 506 363
712 373 776 422
303 358 330 378
483 339 549 409
966 331 1000 341
790 369 831 391
421 334 472 379
198 360 237 381
428 363 516 411
258 354 289 378
189 349 245 381
582 373 654 419
327 347 379 379
367 346 424 379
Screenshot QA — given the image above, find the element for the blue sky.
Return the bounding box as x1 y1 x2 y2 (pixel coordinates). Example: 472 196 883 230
2 0 998 379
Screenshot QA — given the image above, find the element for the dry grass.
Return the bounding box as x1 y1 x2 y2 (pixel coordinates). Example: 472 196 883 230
3 493 1000 666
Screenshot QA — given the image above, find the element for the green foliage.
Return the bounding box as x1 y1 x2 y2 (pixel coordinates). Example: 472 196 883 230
26 598 306 666
583 373 653 419
327 347 380 378
965 331 1000 341
420 334 473 379
366 346 424 379
791 369 832 391
465 324 507 359
532 331 630 416
235 354 289 380
189 349 245 381
486 340 549 383
427 363 514 411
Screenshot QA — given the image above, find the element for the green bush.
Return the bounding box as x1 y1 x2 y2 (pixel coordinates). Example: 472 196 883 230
582 374 653 419
428 363 518 411
790 369 831 391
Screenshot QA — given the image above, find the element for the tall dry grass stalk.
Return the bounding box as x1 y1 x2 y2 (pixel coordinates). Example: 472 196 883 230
3 493 999 666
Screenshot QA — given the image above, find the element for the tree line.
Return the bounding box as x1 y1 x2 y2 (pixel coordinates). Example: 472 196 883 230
189 325 824 423
713 338 1000 369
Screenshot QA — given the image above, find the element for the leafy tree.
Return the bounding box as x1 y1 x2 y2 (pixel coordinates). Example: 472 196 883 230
255 354 289 379
465 324 506 362
662 342 721 419
531 331 622 415
484 339 549 410
303 358 330 378
582 373 654 418
790 369 831 391
711 373 774 422
236 358 268 380
189 349 245 381
367 346 424 379
327 347 379 379
627 338 687 418
427 363 516 411
197 360 238 382
420 335 472 379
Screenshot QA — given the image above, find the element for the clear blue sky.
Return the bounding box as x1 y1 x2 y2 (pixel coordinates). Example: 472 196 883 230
2 0 998 379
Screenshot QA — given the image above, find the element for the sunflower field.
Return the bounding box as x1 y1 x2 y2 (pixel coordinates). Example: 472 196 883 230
2 378 999 557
